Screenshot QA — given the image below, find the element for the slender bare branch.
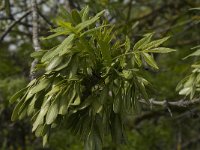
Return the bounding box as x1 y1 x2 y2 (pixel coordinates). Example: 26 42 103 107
140 98 200 108
38 10 55 27
0 10 31 42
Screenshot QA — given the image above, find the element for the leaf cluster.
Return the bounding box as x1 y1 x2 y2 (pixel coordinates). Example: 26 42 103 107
10 6 175 149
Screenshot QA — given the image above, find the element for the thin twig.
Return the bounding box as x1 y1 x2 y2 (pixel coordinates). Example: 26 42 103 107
38 10 55 27
0 10 31 42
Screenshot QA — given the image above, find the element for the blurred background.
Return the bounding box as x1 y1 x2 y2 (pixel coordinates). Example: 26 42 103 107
0 0 200 149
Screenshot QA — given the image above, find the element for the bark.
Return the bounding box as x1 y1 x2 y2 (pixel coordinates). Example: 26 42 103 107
30 0 41 80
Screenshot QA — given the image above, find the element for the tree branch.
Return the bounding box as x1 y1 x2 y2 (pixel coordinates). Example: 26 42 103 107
0 10 31 43
30 0 41 80
133 110 166 126
0 0 5 10
140 98 200 108
182 135 200 149
38 10 55 27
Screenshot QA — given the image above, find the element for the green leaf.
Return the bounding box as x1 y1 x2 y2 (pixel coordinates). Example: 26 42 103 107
142 52 158 69
80 6 89 22
133 33 153 51
72 97 92 113
67 89 77 108
46 86 60 97
184 75 195 87
75 10 105 32
50 26 69 33
58 87 71 115
55 55 72 71
27 95 37 116
176 76 190 91
179 87 191 95
93 128 103 150
71 96 81 106
56 21 74 32
58 99 68 115
134 53 142 67
99 40 112 66
25 89 34 101
41 34 75 62
184 49 200 59
46 100 59 124
31 78 50 94
136 77 148 100
113 96 121 113
55 33 75 56
41 48 57 63
10 87 27 104
80 24 110 37
43 132 49 147
111 114 123 144
42 30 70 40
122 70 133 79
58 6 73 22
35 125 48 137
27 79 36 87
18 106 27 120
189 7 200 11
71 9 82 24
92 100 102 114
58 43 73 56
30 50 47 58
145 47 176 53
32 99 50 131
69 58 78 78
142 36 170 50
125 36 130 52
11 100 24 121
192 45 200 50
46 56 63 71
85 128 102 150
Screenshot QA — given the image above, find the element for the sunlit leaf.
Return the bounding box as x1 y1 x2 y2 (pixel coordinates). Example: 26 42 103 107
145 47 176 53
142 52 158 69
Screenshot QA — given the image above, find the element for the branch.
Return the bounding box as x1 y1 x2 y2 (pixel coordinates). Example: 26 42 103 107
30 0 41 80
182 135 200 149
32 0 40 51
140 98 200 108
128 98 200 127
133 110 166 126
0 0 5 10
132 108 200 127
38 10 55 27
0 10 31 42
